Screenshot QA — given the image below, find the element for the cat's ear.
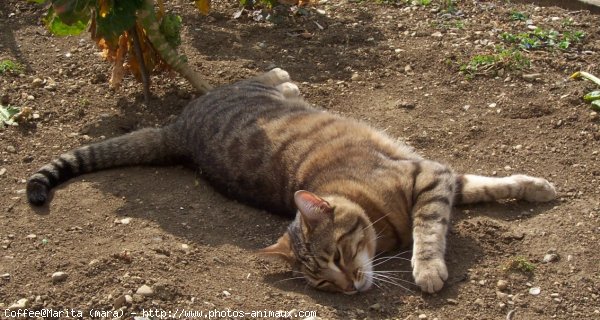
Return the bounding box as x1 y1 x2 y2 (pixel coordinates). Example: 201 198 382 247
258 232 295 264
294 190 333 231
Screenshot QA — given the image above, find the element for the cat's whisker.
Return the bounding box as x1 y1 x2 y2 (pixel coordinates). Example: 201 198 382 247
371 281 382 290
372 250 410 262
371 273 415 286
362 213 391 232
372 256 412 267
275 276 306 284
373 250 387 259
371 274 415 290
371 275 415 293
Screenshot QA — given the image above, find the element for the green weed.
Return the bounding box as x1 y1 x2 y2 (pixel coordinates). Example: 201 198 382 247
0 60 23 75
460 47 530 77
561 18 573 28
510 11 528 21
432 19 465 30
503 256 536 274
500 28 584 51
443 0 458 13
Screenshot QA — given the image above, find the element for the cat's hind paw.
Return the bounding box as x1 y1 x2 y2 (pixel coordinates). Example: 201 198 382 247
513 175 557 202
412 257 448 293
256 68 291 86
276 82 300 98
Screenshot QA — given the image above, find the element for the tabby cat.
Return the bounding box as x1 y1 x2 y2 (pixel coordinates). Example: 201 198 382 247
27 69 556 294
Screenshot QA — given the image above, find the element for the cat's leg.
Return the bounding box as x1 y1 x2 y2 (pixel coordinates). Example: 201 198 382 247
410 160 454 293
455 174 556 204
253 68 291 87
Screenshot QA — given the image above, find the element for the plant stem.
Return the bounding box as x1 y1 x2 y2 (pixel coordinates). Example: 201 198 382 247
137 0 212 94
570 71 600 87
131 26 151 104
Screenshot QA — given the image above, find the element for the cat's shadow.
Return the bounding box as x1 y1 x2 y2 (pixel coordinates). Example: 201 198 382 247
31 165 557 315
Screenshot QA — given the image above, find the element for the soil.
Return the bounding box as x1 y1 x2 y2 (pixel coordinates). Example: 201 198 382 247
1 0 599 319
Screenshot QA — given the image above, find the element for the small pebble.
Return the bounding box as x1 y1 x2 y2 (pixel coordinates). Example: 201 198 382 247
113 294 133 309
496 291 509 299
497 279 509 291
52 271 68 283
8 298 29 310
522 73 541 81
446 298 458 305
26 234 37 239
351 73 361 81
431 31 443 38
395 100 416 109
32 78 44 87
474 298 484 306
136 284 154 297
1 273 10 280
529 287 541 295
0 168 6 176
543 253 559 263
222 290 231 297
6 145 16 153
418 314 428 319
369 303 383 312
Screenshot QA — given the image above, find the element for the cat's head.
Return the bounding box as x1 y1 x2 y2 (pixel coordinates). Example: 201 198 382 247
260 190 377 294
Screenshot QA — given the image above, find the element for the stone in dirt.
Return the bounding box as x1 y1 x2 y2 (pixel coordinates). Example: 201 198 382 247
52 271 68 283
543 253 559 263
497 279 509 291
369 303 383 312
136 284 154 297
8 298 29 310
113 294 133 309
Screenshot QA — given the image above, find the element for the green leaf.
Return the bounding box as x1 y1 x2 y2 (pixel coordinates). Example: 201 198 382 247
28 0 49 3
160 14 183 48
94 0 144 44
0 105 20 128
51 0 94 25
47 13 88 35
591 100 600 112
583 91 600 102
0 60 23 74
44 4 90 36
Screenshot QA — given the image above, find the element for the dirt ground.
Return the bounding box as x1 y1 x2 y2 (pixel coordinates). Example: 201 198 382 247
1 0 599 319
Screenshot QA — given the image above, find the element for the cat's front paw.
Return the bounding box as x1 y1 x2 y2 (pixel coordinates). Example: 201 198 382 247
412 257 448 293
513 175 557 202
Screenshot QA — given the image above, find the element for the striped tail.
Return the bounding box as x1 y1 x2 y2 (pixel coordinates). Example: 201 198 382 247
27 127 184 206
454 174 557 205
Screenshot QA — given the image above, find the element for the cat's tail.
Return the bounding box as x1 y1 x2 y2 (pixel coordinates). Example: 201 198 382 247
27 127 185 206
454 174 557 205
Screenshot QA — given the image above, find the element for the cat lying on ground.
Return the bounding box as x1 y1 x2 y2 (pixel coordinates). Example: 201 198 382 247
27 69 556 294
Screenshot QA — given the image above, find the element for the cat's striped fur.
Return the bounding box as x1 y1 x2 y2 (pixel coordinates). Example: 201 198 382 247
27 69 556 294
